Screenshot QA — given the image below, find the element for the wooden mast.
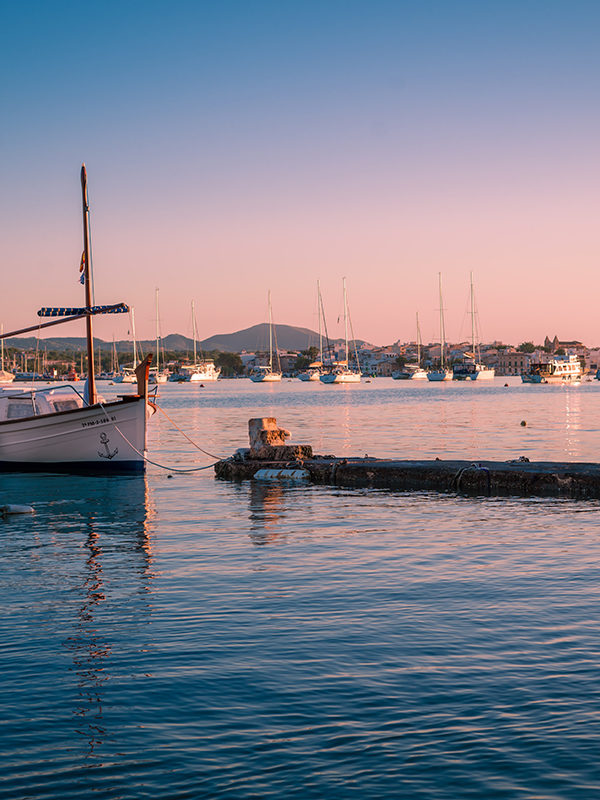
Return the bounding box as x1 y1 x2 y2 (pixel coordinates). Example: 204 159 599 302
81 164 96 404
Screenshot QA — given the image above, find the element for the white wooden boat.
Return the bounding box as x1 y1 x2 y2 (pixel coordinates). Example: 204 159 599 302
0 165 154 473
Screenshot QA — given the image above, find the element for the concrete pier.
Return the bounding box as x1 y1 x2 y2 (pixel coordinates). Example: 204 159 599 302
214 418 600 500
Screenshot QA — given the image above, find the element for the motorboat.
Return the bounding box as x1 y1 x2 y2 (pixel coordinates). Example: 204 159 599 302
0 165 154 472
522 355 582 384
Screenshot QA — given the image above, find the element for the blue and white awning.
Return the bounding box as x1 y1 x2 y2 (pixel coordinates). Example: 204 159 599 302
37 303 130 317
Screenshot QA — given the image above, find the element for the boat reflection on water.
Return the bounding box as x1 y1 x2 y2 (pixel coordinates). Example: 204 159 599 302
1 473 155 757
248 480 288 545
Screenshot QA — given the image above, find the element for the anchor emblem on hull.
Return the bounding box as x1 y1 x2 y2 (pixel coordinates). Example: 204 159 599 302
98 432 118 459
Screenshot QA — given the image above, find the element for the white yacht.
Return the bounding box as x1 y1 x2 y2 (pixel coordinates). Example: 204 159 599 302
453 273 495 380
522 355 582 384
114 307 140 383
392 313 428 380
320 278 361 384
427 274 452 381
250 291 282 383
0 325 14 383
298 281 325 382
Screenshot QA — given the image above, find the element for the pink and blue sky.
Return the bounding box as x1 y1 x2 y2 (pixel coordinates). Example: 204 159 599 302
2 0 600 346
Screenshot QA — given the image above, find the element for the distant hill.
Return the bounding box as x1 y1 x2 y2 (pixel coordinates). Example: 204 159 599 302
198 323 321 353
4 324 372 354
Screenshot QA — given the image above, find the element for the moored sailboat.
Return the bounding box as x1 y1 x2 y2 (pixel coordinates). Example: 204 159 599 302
0 325 14 383
393 313 428 380
250 291 282 382
427 273 452 381
149 288 169 384
320 278 361 384
453 273 495 380
298 280 325 381
0 165 154 472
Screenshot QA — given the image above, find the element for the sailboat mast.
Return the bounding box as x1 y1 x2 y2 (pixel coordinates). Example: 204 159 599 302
80 164 96 404
416 312 421 364
156 288 160 371
1 324 4 371
343 277 349 363
438 272 446 369
131 307 138 369
191 300 197 364
470 271 475 357
317 280 322 363
268 290 273 370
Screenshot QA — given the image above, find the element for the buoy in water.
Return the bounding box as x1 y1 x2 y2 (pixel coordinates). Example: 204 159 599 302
1 504 34 515
521 420 527 426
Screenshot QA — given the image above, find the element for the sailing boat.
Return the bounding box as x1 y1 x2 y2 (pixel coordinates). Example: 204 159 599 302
320 278 361 383
178 300 221 382
298 280 324 381
250 291 282 382
114 307 139 383
453 272 495 380
148 288 169 384
427 273 452 381
392 312 428 380
0 164 154 472
0 325 15 383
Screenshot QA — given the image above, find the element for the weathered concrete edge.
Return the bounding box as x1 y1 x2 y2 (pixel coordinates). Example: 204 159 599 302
214 456 600 500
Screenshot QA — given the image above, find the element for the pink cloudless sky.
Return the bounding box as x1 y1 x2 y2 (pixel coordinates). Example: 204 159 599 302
2 1 600 347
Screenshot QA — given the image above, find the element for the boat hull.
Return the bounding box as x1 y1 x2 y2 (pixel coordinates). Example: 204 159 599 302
320 372 361 384
427 370 452 381
250 373 282 383
0 395 149 473
298 371 321 381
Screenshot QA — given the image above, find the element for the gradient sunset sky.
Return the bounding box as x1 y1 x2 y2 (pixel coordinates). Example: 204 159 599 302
2 0 600 347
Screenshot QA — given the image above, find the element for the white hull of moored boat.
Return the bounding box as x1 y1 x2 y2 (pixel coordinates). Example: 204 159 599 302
0 395 151 471
0 370 14 383
320 371 361 384
427 370 452 381
298 371 321 381
250 372 282 383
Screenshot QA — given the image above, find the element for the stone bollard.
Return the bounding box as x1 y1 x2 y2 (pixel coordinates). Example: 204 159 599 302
248 418 313 461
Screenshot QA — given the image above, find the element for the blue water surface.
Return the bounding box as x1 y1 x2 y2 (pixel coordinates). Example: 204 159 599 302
2 378 600 799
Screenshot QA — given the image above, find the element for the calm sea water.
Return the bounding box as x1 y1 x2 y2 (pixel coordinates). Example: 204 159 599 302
3 378 600 799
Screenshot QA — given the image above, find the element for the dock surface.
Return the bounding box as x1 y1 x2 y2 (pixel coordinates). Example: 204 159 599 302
215 454 600 499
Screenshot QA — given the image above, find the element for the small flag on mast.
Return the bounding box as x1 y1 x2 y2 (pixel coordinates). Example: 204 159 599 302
79 251 86 284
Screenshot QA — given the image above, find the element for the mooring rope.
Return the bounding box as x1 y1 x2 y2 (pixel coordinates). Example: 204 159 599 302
97 399 223 473
154 403 223 460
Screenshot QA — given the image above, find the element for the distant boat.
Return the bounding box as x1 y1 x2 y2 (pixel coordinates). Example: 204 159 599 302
114 307 140 383
169 300 221 382
298 280 324 381
148 288 169 384
522 355 582 384
250 291 282 382
453 273 495 381
393 312 428 380
0 325 14 383
427 273 452 381
320 278 361 384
